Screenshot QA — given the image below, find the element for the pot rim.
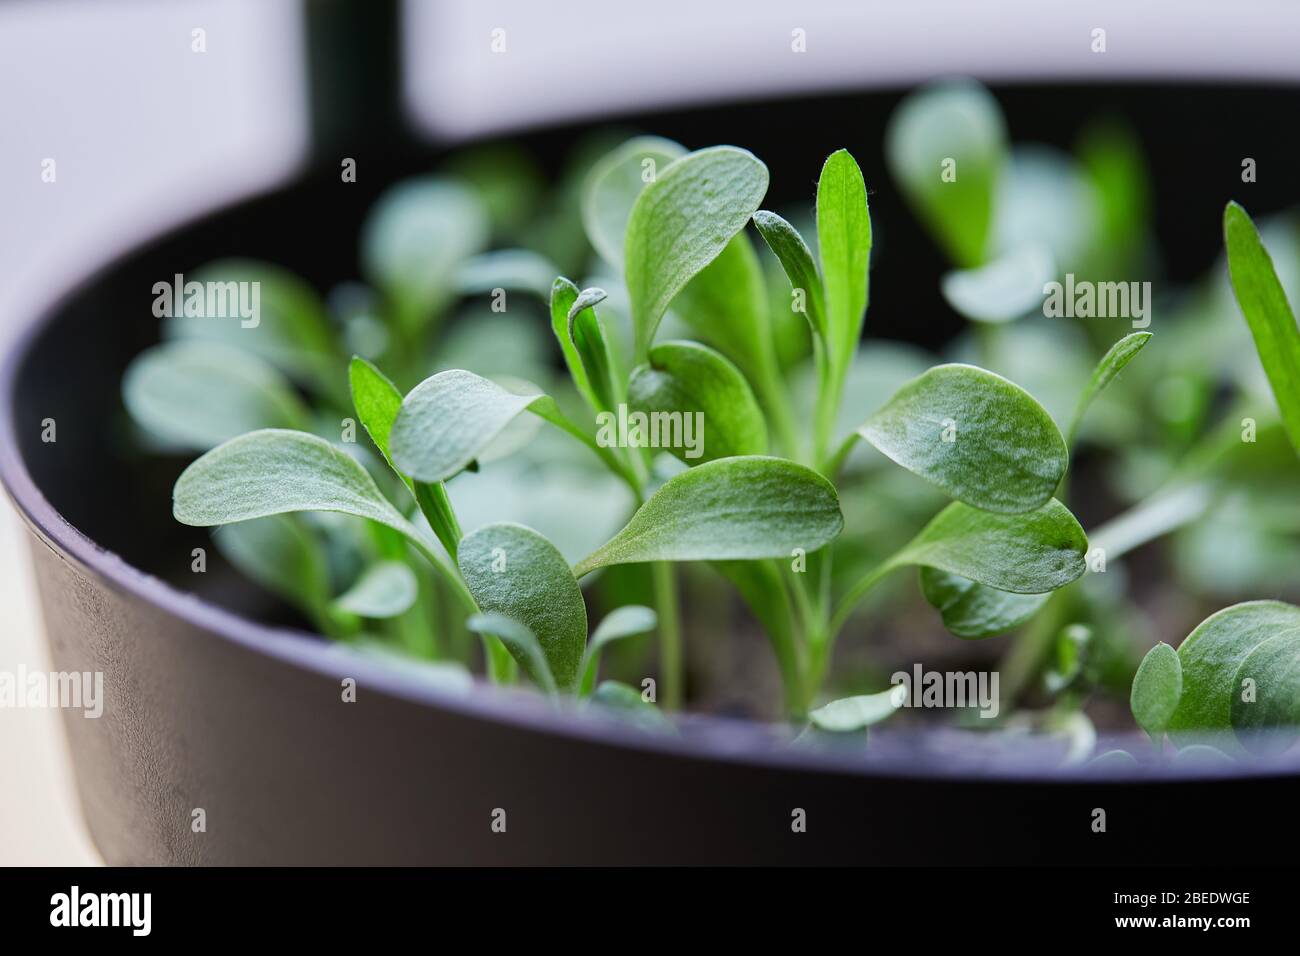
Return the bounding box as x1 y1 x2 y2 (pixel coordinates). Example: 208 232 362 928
2 137 1297 790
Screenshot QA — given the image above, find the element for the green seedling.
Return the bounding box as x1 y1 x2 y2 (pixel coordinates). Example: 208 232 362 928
121 99 1300 757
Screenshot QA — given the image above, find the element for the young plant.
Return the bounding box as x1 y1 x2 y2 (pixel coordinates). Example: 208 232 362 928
124 112 1299 754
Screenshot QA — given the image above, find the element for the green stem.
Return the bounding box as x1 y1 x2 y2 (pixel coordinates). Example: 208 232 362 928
827 559 897 640
413 480 463 561
806 555 899 698
651 561 683 710
812 343 840 468
756 362 802 462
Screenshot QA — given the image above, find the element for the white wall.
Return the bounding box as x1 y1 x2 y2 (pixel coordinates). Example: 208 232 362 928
0 0 307 866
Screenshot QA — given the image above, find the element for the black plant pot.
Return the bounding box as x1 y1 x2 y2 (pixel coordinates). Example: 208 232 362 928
4 81 1300 865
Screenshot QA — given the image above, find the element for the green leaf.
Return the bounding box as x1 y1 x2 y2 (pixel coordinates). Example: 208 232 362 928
1066 331 1153 446
568 287 620 412
173 429 431 552
1130 642 1182 740
587 680 674 732
582 136 687 268
919 567 1049 639
1168 600 1300 741
549 277 601 411
574 456 843 577
669 233 786 426
456 248 558 299
885 80 1006 267
578 605 657 695
626 341 767 464
940 245 1055 324
858 364 1067 513
1230 632 1300 754
816 149 872 371
896 499 1087 594
162 259 340 395
389 369 557 482
332 561 418 619
466 612 557 695
350 358 465 558
123 341 307 451
1044 624 1093 695
624 146 769 358
808 685 907 733
348 356 404 470
1223 201 1300 454
753 209 826 340
360 176 488 332
458 523 588 691
213 514 330 619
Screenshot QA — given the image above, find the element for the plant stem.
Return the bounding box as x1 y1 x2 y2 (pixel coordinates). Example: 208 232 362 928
812 343 840 468
827 558 897 640
805 556 899 698
413 480 463 561
757 363 803 462
651 561 683 710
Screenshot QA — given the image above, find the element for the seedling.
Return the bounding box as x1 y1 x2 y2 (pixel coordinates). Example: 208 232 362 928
120 92 1300 755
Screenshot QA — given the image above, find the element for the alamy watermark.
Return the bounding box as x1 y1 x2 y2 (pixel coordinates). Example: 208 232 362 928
152 272 260 328
50 886 150 936
0 666 103 718
1042 273 1150 328
596 404 704 459
891 664 1000 719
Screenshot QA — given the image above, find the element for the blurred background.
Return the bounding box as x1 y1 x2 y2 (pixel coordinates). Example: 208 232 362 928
4 0 1300 865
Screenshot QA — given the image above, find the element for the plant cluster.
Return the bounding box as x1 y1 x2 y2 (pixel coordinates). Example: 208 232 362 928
122 81 1300 759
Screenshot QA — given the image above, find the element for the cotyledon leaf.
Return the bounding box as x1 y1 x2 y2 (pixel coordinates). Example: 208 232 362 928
582 136 687 268
1168 600 1300 744
893 499 1087 595
574 456 843 577
123 341 308 451
388 368 608 483
1230 631 1300 754
1130 642 1183 740
626 340 767 464
885 80 1007 268
332 561 419 619
858 363 1067 514
466 612 557 695
455 248 558 299
809 685 908 733
578 605 658 696
940 245 1055 324
360 176 488 331
624 146 769 358
162 258 340 396
213 514 330 621
918 567 1050 639
669 231 786 426
587 680 675 732
173 429 432 553
458 523 588 691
